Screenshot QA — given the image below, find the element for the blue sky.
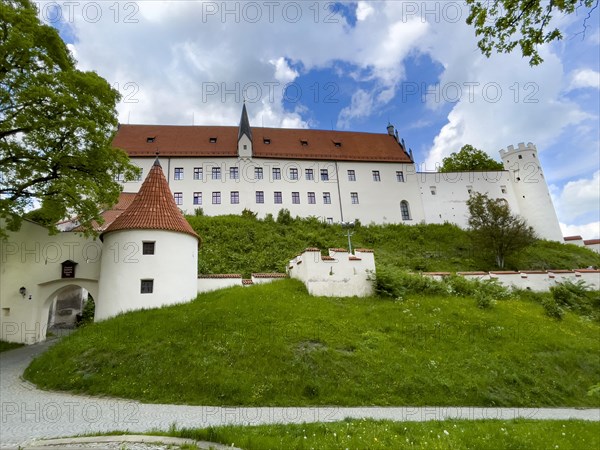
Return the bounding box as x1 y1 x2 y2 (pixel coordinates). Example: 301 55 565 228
41 1 599 238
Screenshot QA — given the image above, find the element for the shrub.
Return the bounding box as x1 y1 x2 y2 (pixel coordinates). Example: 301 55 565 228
542 297 564 320
276 208 293 225
374 266 447 300
78 296 95 326
194 207 204 216
241 208 258 219
475 292 494 309
550 280 598 319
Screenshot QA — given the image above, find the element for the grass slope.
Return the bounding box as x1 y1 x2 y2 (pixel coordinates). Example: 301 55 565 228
187 215 600 277
25 280 600 407
153 419 600 450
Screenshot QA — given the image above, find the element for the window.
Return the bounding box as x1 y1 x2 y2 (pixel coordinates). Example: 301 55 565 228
134 169 143 181
351 192 359 204
320 169 329 181
372 170 381 181
292 192 300 204
289 168 299 180
333 141 341 147
305 169 314 180
212 192 221 204
193 192 202 205
501 185 507 194
174 167 184 180
323 192 331 204
400 201 411 220
256 191 264 203
467 185 473 195
347 170 356 181
326 217 334 225
263 138 271 144
230 191 239 204
518 155 523 159
142 241 155 255
212 167 221 180
174 192 183 205
255 167 263 180
396 171 405 182
230 167 239 180
272 168 281 180
307 192 316 204
209 137 217 143
114 173 124 182
430 186 437 195
193 167 203 180
274 191 282 204
146 137 155 143
140 279 154 294
300 139 308 146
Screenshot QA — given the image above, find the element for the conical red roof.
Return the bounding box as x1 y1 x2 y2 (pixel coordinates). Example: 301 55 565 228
102 159 199 240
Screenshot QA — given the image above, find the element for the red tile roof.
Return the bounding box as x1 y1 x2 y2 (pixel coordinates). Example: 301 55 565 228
584 239 600 245
252 273 288 278
113 125 412 163
101 160 199 240
564 235 583 241
198 274 242 279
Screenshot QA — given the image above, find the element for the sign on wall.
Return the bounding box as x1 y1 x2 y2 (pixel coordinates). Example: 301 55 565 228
61 260 78 279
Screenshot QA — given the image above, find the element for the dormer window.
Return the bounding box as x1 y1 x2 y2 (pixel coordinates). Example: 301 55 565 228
263 138 271 144
209 137 217 143
146 137 155 143
300 139 308 146
333 141 341 147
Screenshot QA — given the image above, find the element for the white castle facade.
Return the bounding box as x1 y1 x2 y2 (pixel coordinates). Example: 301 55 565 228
115 105 563 242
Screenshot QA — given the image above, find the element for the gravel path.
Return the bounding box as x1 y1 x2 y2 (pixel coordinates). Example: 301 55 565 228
2 339 599 448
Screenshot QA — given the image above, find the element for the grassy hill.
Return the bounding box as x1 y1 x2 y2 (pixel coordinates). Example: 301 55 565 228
187 213 599 277
24 279 600 407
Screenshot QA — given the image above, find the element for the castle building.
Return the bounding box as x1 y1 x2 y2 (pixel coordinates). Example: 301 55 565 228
113 104 564 242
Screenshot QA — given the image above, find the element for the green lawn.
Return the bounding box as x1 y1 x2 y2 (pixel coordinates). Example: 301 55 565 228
150 419 600 450
24 279 600 407
187 214 600 276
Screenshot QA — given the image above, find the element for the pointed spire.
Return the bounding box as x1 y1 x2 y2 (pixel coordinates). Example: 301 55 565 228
101 163 199 240
238 102 252 142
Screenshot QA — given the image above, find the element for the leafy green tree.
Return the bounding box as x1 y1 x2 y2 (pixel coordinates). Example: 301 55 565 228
467 192 537 268
0 0 139 236
439 144 504 172
466 0 599 66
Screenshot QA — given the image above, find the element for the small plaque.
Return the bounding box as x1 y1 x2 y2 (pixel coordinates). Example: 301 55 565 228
61 260 78 279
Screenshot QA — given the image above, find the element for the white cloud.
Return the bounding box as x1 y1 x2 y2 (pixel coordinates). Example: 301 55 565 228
554 171 600 221
337 89 374 128
269 57 298 84
356 2 374 21
560 222 600 240
569 68 600 90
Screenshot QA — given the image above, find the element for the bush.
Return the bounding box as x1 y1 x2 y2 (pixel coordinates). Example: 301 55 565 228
276 208 293 225
550 280 598 319
194 207 204 216
475 292 494 309
78 296 95 326
241 208 258 219
374 267 447 300
542 297 564 320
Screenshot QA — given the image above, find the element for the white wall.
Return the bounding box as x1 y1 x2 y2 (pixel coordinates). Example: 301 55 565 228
124 157 423 224
198 275 243 293
500 143 563 241
426 270 600 292
289 248 375 297
96 229 198 320
418 170 519 227
0 220 101 343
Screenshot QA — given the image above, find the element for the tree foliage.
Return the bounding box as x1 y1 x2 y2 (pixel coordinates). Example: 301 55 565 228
467 192 537 268
439 144 504 172
466 0 599 66
0 0 139 236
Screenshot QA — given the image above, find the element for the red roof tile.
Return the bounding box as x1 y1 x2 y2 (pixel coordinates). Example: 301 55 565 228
102 160 199 240
198 274 242 279
564 235 583 241
242 279 254 285
113 125 412 163
252 273 288 278
584 239 600 245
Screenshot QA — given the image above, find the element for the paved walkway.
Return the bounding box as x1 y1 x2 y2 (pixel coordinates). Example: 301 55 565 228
2 340 599 448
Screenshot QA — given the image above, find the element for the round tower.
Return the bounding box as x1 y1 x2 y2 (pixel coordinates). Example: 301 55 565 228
499 142 563 242
96 158 200 320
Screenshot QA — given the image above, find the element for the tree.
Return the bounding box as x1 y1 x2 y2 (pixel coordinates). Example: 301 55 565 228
0 0 139 236
466 0 599 66
467 192 537 268
439 144 504 172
